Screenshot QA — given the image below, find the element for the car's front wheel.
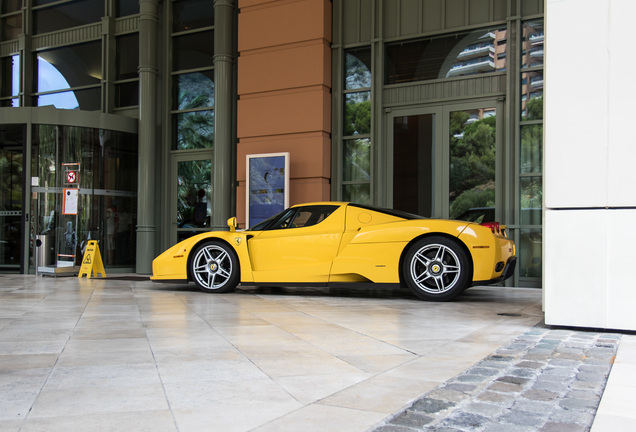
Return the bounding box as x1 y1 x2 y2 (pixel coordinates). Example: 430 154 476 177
190 240 239 293
403 236 471 301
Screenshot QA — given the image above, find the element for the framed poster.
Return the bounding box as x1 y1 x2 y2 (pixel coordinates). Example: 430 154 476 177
246 152 289 228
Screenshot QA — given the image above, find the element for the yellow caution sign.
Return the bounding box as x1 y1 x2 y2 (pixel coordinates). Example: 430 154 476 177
78 240 106 278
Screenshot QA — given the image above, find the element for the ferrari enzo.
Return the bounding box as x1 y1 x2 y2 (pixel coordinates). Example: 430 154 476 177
151 202 516 301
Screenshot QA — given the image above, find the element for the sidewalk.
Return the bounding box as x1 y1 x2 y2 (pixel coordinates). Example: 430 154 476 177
0 274 633 431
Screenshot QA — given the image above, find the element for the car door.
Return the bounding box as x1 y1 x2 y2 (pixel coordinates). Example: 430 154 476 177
247 205 344 283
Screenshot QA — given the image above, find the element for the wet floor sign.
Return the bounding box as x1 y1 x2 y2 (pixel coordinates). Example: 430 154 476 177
78 240 106 278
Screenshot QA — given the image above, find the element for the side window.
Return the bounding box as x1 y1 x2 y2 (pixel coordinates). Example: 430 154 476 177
270 206 338 230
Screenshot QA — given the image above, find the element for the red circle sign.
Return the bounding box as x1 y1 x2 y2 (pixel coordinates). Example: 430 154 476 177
67 171 76 183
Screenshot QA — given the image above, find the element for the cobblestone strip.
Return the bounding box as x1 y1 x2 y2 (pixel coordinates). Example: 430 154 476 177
371 327 620 432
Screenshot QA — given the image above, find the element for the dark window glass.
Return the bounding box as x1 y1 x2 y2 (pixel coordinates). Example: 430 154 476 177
1 54 19 97
173 110 214 149
37 87 101 111
32 0 60 5
345 47 371 90
173 0 214 33
115 81 139 108
36 41 101 92
1 13 21 40
116 33 139 80
173 71 214 110
116 0 139 17
173 30 214 71
385 27 507 84
33 0 103 34
1 0 21 13
393 114 434 217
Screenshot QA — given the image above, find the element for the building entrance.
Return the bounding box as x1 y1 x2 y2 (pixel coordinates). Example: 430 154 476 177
388 101 503 221
30 124 138 273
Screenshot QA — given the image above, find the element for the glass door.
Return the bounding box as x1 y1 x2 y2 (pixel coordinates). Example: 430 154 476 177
0 125 25 273
389 101 502 220
446 105 499 221
171 153 213 244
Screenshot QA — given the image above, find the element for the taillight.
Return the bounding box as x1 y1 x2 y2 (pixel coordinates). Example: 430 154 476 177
480 221 500 234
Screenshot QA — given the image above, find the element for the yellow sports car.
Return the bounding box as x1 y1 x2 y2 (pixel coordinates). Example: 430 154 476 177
151 202 516 301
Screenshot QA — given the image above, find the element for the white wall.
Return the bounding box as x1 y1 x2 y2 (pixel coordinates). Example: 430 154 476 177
544 0 636 331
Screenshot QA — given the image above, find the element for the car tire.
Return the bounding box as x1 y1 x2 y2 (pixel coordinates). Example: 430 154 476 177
190 240 239 293
403 236 471 301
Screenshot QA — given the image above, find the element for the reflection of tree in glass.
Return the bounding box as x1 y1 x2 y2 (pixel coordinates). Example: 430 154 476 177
344 138 370 182
176 73 214 150
344 98 370 136
524 96 543 121
177 161 211 225
449 112 496 218
521 179 542 209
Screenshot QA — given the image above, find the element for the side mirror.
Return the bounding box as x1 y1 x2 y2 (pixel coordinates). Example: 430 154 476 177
227 217 237 232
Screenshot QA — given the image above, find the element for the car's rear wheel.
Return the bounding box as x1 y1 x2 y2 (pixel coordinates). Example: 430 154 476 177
190 241 239 293
403 236 471 301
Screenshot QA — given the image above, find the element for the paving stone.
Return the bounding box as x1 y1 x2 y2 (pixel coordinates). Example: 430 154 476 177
483 424 537 432
522 389 559 401
497 375 530 385
516 360 544 369
455 374 488 383
559 397 600 411
512 398 553 414
425 389 468 404
498 410 546 428
549 408 595 424
441 411 490 429
391 411 434 428
476 390 515 404
532 379 571 393
443 383 478 394
539 422 588 432
566 389 601 400
488 381 523 393
410 398 454 414
465 367 500 376
373 425 414 432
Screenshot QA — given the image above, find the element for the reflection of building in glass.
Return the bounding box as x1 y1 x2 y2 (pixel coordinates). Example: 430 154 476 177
521 22 544 118
447 30 507 78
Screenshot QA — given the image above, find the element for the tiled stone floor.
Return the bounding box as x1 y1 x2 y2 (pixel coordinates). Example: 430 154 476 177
0 275 632 431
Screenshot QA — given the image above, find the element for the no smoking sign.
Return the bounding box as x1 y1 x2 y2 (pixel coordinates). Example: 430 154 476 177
65 169 79 185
